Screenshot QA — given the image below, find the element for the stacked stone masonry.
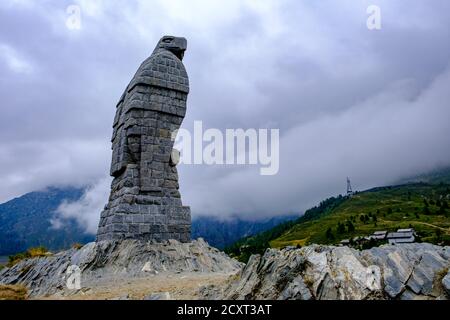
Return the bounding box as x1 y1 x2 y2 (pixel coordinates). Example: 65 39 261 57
97 36 191 242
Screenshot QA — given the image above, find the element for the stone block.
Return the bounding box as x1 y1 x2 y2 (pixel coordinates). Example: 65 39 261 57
129 224 140 234
113 224 128 233
132 214 144 224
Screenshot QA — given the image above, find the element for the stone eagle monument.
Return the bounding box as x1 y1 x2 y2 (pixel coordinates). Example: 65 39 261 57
97 36 191 242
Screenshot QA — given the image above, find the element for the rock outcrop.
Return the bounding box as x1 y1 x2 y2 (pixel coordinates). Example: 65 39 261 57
208 243 450 300
0 239 242 298
1 242 449 300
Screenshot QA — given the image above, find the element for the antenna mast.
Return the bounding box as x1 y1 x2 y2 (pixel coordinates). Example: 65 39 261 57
347 177 353 196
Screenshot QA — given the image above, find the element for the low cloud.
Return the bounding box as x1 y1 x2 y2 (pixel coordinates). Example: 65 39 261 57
52 176 111 234
182 66 450 219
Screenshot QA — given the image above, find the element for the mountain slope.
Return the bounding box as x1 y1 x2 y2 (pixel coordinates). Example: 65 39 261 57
0 187 92 255
272 183 450 247
397 166 450 185
224 195 347 261
226 183 450 261
192 215 297 249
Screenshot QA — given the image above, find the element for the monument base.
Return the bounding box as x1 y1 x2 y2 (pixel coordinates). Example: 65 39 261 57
97 202 191 242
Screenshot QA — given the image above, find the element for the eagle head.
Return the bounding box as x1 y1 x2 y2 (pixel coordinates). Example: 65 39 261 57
155 35 187 61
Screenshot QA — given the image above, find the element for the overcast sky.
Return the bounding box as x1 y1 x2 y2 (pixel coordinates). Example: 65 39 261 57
1 0 450 233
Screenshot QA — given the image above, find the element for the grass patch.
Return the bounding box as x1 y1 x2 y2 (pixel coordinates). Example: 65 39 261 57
72 243 84 250
436 267 449 281
7 246 51 267
0 284 28 300
434 267 449 295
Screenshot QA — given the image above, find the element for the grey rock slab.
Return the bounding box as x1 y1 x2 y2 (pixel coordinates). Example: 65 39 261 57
278 276 312 300
144 292 171 300
443 271 450 295
216 243 449 301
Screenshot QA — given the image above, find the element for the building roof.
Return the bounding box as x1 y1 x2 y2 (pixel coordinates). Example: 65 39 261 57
387 232 414 239
388 236 415 244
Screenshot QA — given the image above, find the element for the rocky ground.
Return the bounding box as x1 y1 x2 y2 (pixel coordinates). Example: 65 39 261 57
0 238 242 299
43 272 233 300
0 240 449 300
206 243 450 300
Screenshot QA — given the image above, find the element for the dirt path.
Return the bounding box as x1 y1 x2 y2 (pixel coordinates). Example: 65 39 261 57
378 218 449 234
414 221 450 233
40 272 232 300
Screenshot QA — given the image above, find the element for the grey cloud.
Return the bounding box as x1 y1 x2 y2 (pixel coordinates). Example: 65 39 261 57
1 1 450 229
185 66 450 218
